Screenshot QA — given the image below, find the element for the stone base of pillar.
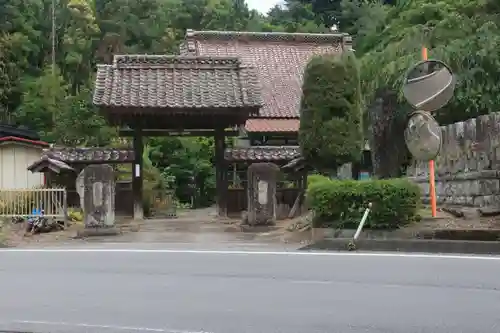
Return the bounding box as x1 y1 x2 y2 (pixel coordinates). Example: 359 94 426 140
134 202 144 221
75 227 121 238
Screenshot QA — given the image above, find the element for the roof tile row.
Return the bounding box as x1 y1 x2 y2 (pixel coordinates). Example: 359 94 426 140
35 146 299 164
93 55 263 110
225 146 300 162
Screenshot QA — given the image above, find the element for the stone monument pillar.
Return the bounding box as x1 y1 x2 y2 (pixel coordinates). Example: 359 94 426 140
246 163 280 226
78 164 116 228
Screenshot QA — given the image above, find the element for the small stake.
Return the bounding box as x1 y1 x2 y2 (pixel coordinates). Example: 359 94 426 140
348 202 372 251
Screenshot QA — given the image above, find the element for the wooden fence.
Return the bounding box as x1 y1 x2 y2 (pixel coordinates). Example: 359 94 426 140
0 187 67 221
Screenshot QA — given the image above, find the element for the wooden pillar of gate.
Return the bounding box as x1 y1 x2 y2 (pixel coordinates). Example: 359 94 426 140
215 126 228 218
132 126 144 220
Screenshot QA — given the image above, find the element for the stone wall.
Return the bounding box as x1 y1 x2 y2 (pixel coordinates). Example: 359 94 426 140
407 113 500 207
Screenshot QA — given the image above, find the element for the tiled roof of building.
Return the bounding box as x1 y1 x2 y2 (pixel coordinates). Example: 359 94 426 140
43 147 135 164
37 146 299 164
27 156 75 174
245 119 299 133
93 55 263 111
182 30 350 118
0 136 49 147
225 146 300 162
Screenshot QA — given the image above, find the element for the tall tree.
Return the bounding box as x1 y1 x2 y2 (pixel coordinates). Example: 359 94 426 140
299 52 363 172
60 0 100 93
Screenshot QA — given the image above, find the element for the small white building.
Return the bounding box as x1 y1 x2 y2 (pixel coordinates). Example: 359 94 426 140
0 129 49 189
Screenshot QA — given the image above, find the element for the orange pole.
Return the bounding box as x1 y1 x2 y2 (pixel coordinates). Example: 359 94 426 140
422 46 437 217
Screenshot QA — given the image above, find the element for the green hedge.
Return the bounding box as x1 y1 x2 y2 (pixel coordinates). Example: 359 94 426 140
307 178 421 229
307 174 331 187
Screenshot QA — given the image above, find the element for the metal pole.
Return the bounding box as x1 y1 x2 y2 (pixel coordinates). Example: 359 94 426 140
422 46 437 218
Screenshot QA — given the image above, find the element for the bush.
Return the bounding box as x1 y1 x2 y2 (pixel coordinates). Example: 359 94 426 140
299 51 363 171
307 178 421 230
307 174 331 187
68 208 83 222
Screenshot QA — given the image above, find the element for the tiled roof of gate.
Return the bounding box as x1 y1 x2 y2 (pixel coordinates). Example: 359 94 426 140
182 30 348 118
93 55 262 110
225 146 300 162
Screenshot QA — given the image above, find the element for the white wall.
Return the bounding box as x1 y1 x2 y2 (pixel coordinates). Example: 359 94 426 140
0 143 44 189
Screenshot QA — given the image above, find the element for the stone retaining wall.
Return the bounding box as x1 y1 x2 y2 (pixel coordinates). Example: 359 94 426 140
407 113 500 207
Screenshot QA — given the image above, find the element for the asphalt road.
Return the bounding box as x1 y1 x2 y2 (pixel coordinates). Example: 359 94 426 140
1 247 500 333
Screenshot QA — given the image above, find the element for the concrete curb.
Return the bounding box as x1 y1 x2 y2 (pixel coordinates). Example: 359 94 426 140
311 228 500 241
74 227 121 239
300 238 500 255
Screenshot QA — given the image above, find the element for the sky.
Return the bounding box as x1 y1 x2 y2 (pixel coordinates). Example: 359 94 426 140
246 0 281 14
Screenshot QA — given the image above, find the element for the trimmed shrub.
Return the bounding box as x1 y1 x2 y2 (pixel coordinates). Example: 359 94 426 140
299 51 363 171
307 174 331 187
307 178 421 229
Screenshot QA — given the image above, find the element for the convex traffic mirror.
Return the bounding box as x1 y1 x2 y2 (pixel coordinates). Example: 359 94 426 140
403 60 455 113
404 110 442 161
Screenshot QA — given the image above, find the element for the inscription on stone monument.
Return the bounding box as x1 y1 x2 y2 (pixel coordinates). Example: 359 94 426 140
257 180 268 205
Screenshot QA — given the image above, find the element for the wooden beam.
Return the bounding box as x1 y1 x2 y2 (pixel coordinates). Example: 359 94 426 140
119 129 239 137
215 127 228 218
132 127 144 221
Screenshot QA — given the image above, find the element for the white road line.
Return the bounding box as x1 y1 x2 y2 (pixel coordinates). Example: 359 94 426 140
11 320 212 333
290 280 333 285
1 248 500 260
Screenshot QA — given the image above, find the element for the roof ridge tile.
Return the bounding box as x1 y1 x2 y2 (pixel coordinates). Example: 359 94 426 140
186 29 347 44
112 55 242 68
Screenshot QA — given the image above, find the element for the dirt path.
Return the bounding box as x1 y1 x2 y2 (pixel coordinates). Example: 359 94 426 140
0 207 302 247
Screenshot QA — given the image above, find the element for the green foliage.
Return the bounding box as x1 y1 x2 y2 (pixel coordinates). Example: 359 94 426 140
142 144 169 216
307 178 421 229
358 0 500 125
267 2 330 33
299 52 363 171
148 136 216 207
337 0 500 177
307 174 330 187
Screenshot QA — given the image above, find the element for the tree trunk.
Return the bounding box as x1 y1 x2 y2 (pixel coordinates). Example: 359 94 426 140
368 89 411 179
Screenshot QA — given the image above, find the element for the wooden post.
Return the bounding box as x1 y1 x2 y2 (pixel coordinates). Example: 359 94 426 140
215 127 227 217
133 127 144 220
